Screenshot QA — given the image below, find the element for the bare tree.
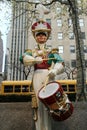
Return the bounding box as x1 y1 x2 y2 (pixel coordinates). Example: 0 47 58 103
13 62 33 80
11 59 34 80
65 64 77 79
66 0 86 101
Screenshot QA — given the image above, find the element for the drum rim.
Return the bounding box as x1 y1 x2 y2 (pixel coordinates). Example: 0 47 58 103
38 81 62 99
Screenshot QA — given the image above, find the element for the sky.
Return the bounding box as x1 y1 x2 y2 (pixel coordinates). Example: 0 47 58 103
0 1 12 72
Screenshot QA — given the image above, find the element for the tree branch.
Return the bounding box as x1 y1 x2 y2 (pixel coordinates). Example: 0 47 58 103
14 0 69 6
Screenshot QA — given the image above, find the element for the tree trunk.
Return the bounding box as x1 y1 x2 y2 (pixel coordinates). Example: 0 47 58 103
69 0 86 101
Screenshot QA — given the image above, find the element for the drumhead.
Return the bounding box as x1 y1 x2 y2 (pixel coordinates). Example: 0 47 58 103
39 82 60 99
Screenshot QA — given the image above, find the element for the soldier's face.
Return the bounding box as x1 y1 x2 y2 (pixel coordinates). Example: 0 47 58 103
35 34 47 44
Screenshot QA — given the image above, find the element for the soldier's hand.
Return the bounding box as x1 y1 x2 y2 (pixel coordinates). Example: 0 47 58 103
23 55 35 66
48 69 56 79
35 57 43 64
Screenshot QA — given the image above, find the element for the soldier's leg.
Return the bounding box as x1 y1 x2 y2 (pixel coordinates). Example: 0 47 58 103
31 93 38 121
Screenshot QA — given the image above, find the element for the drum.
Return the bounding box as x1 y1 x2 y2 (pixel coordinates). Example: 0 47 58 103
38 81 74 121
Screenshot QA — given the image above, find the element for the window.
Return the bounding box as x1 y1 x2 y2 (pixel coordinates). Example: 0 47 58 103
22 85 29 92
4 85 13 93
69 85 75 92
70 45 75 53
85 60 87 67
58 46 64 53
58 32 63 40
56 7 61 14
62 0 67 1
62 84 67 91
69 32 74 39
68 19 72 27
46 45 52 50
71 60 76 68
33 0 40 2
46 0 50 2
79 19 84 27
78 6 82 11
15 85 21 92
77 0 81 3
84 45 87 53
80 32 85 39
57 19 62 27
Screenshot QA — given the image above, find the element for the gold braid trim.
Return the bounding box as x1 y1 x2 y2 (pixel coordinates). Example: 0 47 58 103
31 79 38 109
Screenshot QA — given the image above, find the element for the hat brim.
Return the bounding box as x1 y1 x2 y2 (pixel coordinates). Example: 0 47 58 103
32 29 51 39
32 29 51 32
35 32 47 36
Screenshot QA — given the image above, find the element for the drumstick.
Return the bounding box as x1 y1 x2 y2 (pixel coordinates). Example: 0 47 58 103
25 58 56 63
43 76 49 92
43 62 55 92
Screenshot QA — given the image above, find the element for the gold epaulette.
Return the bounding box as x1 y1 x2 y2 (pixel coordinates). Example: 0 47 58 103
24 49 32 53
51 48 59 53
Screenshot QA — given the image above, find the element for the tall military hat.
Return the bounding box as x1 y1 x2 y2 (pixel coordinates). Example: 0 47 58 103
31 20 51 39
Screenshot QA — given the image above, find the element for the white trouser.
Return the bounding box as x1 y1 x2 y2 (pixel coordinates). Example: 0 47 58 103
33 69 52 130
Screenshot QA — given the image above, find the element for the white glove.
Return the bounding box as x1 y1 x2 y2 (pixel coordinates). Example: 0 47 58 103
23 55 35 66
53 63 64 75
35 57 43 64
48 63 64 79
48 69 56 79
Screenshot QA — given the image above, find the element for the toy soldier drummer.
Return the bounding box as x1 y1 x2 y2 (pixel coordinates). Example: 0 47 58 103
20 5 64 130
20 21 64 130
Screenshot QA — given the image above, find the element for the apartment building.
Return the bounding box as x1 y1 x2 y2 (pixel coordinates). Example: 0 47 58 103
28 4 87 77
7 2 29 80
0 31 3 73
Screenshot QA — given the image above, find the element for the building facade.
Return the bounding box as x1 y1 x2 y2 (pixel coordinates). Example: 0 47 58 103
0 31 3 73
7 1 29 80
28 3 87 77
